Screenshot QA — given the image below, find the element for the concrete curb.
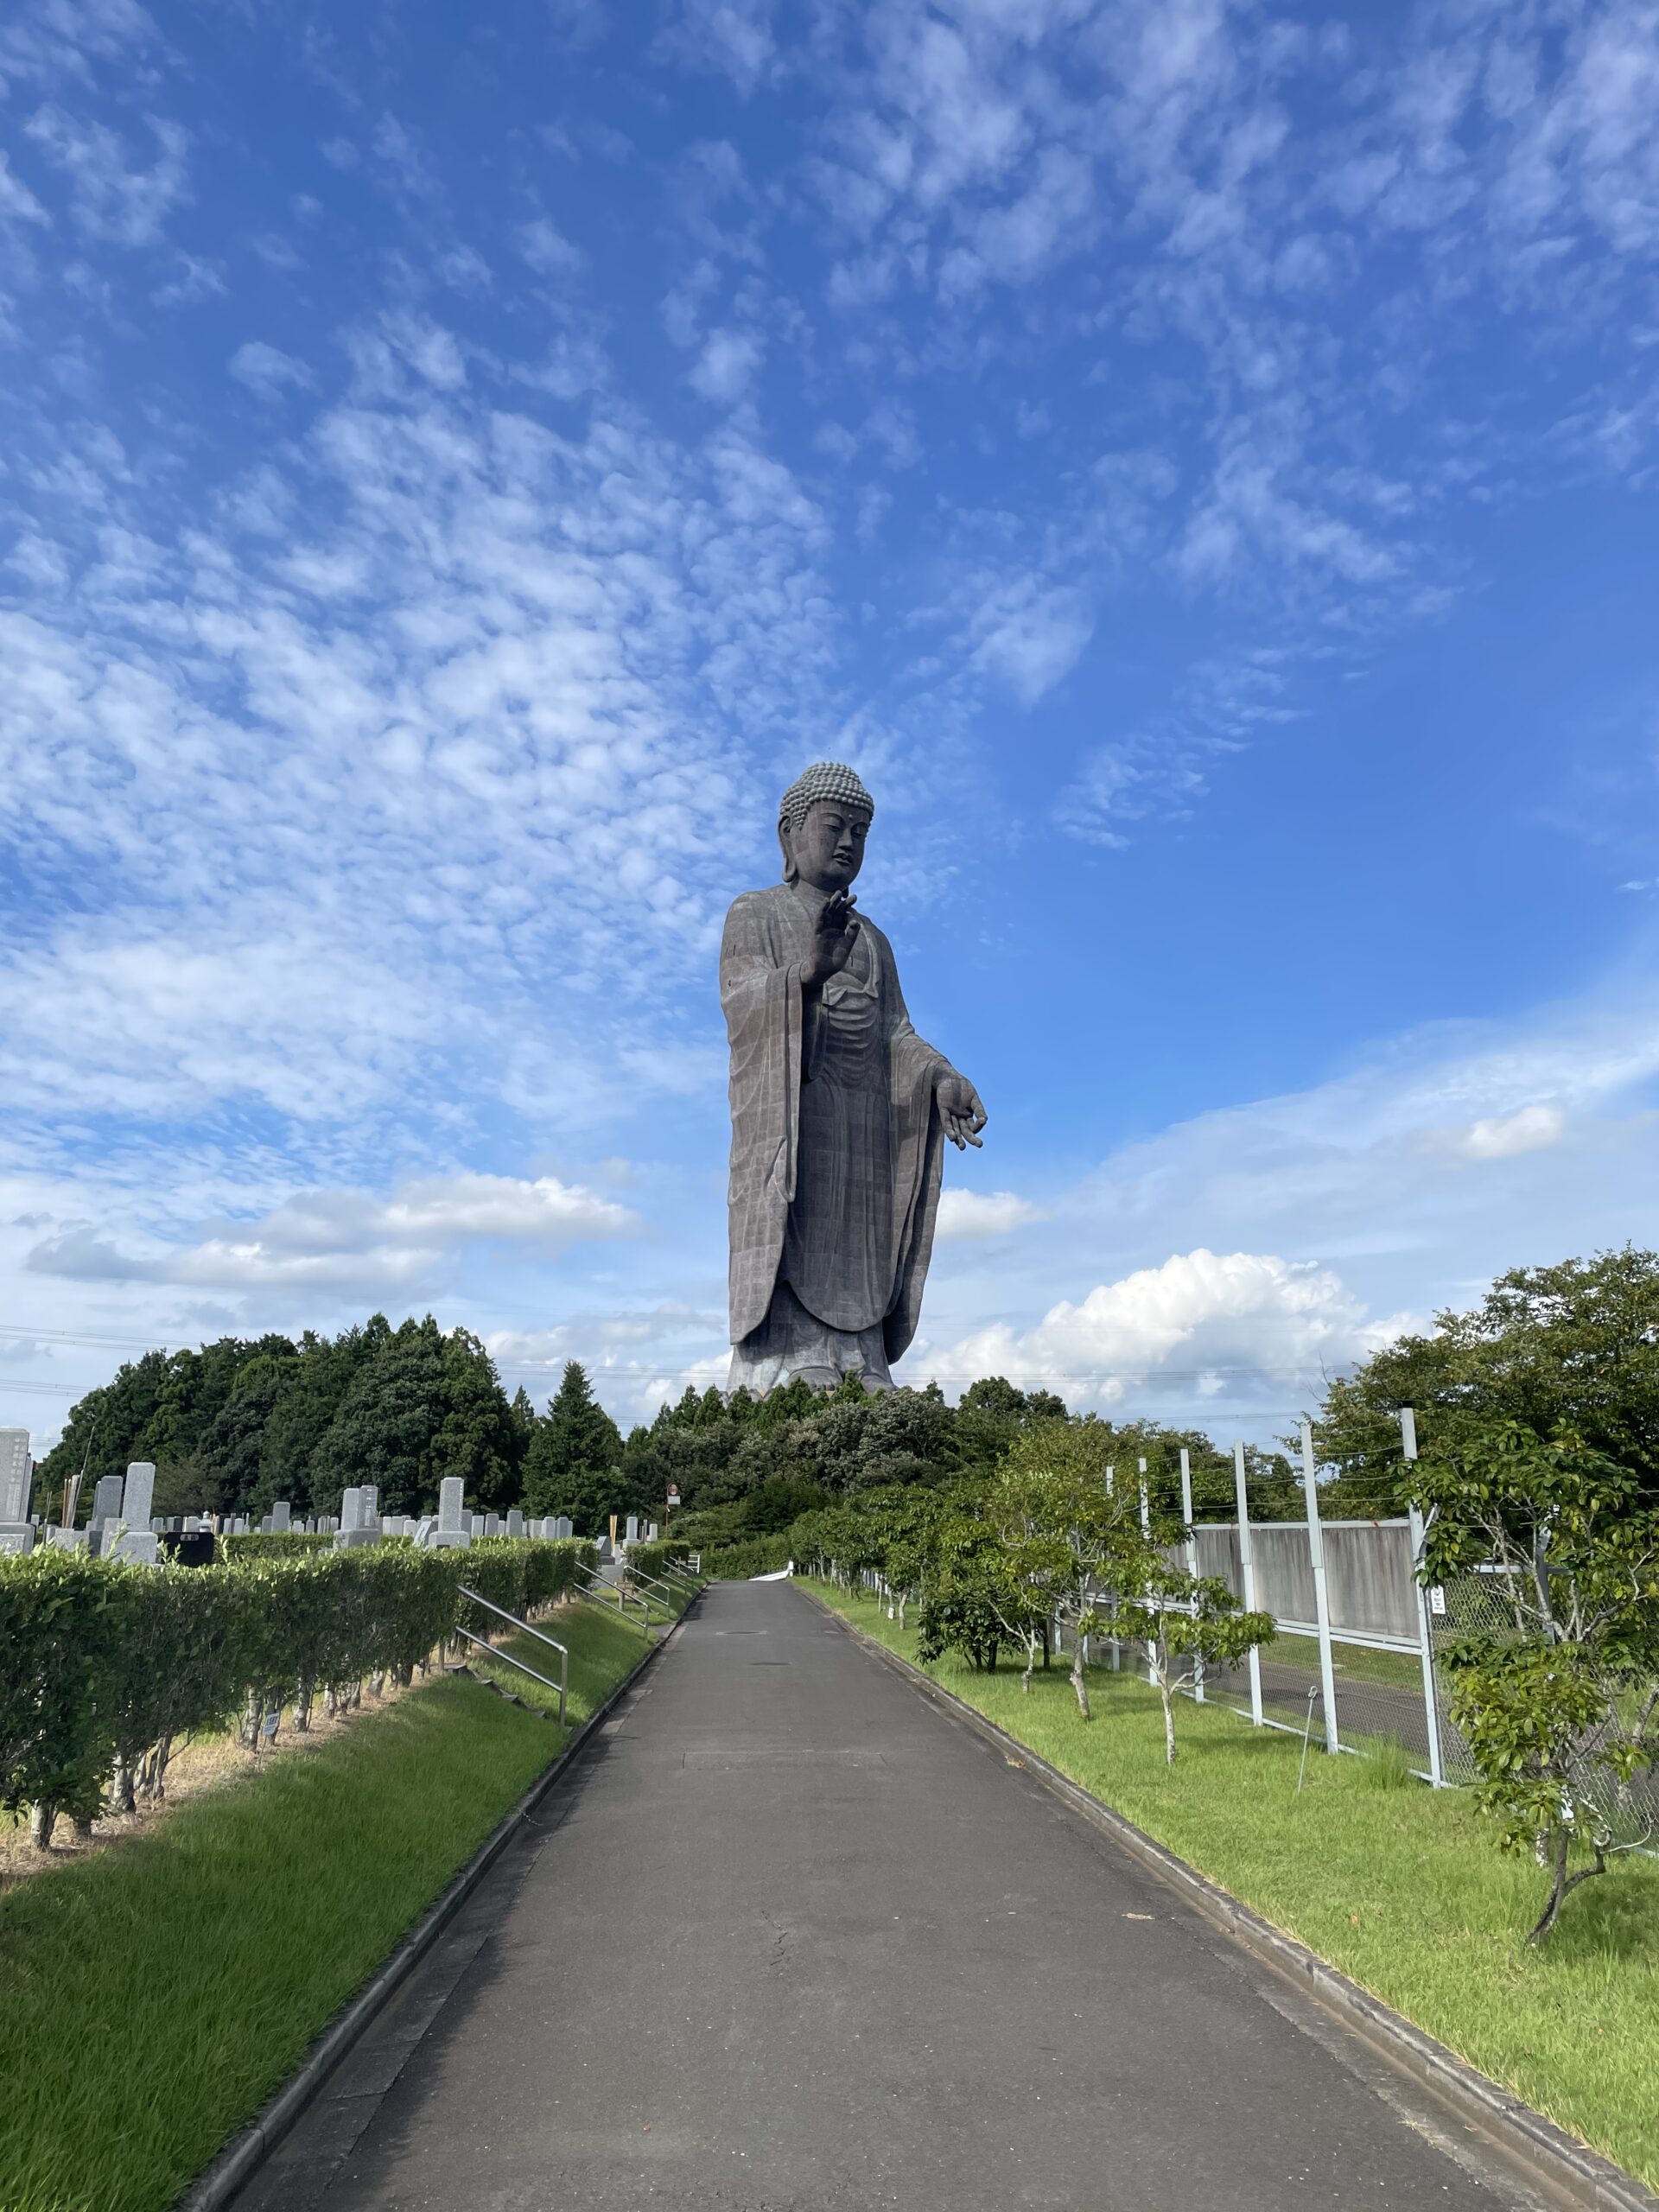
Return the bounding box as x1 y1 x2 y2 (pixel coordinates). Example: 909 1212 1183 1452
176 1595 699 2212
805 1587 1659 2212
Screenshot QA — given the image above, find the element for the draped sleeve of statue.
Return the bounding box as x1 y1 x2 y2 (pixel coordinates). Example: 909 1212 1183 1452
874 925 950 1365
721 889 807 1345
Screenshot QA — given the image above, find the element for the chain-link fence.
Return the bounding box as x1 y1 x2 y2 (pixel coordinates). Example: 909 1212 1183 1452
1429 1568 1659 1849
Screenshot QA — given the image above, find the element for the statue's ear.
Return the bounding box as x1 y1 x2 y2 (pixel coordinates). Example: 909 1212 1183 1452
778 816 797 883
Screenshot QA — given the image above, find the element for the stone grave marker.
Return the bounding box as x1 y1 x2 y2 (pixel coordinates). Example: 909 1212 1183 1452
506 1508 524 1538
429 1478 471 1550
0 1429 34 1554
334 1483 382 1548
271 1500 291 1532
92 1473 125 1527
108 1462 160 1564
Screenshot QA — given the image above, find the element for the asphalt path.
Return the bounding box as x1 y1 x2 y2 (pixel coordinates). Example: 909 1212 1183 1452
237 1580 1546 2212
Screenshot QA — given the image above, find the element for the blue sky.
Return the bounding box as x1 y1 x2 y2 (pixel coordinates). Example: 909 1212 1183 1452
3 0 1659 1451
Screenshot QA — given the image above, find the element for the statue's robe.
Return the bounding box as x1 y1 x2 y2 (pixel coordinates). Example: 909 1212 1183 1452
721 880 954 1390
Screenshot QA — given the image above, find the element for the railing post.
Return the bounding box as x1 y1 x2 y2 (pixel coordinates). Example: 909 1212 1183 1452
1300 1421 1340 1753
1402 1409 1445 1787
1234 1440 1263 1727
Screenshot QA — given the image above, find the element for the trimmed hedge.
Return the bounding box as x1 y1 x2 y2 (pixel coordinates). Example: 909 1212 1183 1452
628 1539 697 1584
218 1531 335 1560
700 1535 792 1580
0 1538 594 1840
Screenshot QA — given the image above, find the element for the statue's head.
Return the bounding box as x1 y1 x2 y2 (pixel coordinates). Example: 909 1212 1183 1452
778 760 874 892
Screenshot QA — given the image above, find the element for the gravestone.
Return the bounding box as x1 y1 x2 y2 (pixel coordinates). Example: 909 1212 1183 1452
625 1514 640 1543
484 1512 501 1537
108 1462 160 1564
555 1516 574 1540
646 1522 659 1541
0 1428 34 1554
412 1516 436 1548
334 1483 382 1548
92 1473 125 1528
506 1508 524 1538
430 1475 472 1550
271 1500 291 1532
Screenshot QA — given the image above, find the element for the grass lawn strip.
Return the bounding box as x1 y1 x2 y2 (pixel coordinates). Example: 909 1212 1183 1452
809 1580 1659 2193
0 1603 645 2212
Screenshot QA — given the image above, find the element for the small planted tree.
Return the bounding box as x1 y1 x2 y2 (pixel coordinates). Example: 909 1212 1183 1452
1107 1544 1274 1765
1415 1421 1659 1941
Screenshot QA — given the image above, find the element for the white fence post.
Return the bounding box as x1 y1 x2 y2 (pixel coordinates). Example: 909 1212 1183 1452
1179 1445 1203 1702
1402 1408 1446 1787
1104 1464 1120 1669
1300 1421 1340 1754
1233 1440 1263 1727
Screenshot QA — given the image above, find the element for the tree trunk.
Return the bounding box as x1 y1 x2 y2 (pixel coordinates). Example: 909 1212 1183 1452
239 1688 264 1749
29 1801 57 1850
1527 1829 1608 1944
110 1755 137 1815
896 1594 907 1631
1021 1630 1039 1693
295 1675 313 1732
143 1733 173 1801
1158 1661 1177 1764
1070 1640 1090 1720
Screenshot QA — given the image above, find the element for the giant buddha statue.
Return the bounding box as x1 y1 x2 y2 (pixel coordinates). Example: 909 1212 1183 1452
721 762 987 1394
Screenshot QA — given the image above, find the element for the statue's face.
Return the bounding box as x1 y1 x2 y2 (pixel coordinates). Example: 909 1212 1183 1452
782 799 870 893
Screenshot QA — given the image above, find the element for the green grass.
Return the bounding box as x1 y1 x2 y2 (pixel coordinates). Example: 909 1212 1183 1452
811 1580 1659 2191
0 1603 650 2212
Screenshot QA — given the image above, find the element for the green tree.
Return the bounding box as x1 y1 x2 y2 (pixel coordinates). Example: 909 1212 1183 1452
309 1316 448 1516
523 1362 625 1524
1317 1249 1659 1513
432 1329 520 1509
1416 1421 1659 1941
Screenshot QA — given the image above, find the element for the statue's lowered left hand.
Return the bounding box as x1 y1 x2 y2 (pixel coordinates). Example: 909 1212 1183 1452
935 1071 987 1150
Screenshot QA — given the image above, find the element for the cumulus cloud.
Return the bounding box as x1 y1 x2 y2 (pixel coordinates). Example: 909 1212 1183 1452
228 340 315 399
935 1188 1047 1240
922 1249 1391 1402
23 1173 638 1293
967 578 1095 706
23 105 188 245
690 327 763 402
1433 1104 1568 1160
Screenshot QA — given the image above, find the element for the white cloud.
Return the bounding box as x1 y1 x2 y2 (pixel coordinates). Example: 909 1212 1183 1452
921 1249 1390 1402
1437 1103 1568 1160
23 1172 639 1293
935 1188 1047 1240
690 327 763 402
228 340 315 400
517 218 583 276
967 577 1094 705
0 150 49 227
23 105 188 245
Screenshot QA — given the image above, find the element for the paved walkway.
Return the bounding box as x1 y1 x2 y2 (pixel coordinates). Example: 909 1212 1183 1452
238 1581 1541 2211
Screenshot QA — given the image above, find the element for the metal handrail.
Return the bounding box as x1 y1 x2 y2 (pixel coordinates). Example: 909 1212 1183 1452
574 1567 652 1637
620 1562 683 1609
455 1586 569 1721
452 1624 567 1724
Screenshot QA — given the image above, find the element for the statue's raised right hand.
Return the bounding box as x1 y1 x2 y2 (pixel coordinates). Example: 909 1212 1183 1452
804 889 859 988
